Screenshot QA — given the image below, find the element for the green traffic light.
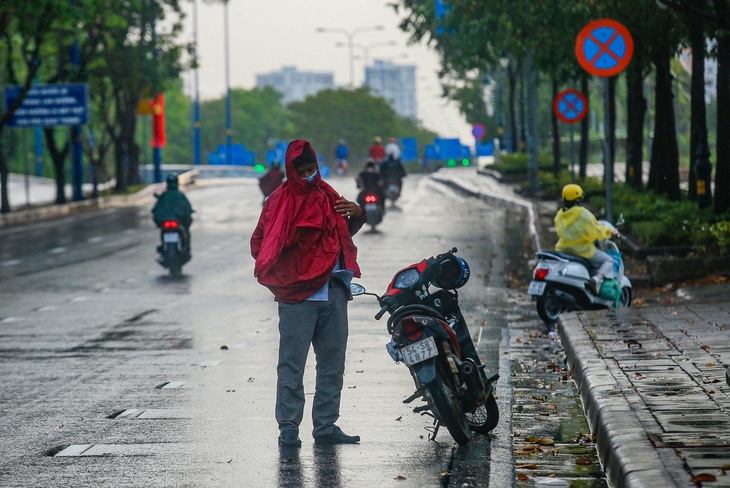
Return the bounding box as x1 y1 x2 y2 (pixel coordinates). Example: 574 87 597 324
254 164 266 173
462 159 470 166
447 159 456 167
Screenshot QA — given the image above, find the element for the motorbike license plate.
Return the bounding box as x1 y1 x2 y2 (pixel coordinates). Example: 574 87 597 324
528 281 546 296
365 203 378 212
400 337 438 366
163 233 180 243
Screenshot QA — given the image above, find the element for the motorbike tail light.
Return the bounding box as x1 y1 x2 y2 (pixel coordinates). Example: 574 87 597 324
534 265 550 281
163 221 179 229
365 194 377 203
400 316 423 341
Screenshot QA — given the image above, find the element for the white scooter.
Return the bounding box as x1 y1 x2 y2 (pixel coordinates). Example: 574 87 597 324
528 220 632 325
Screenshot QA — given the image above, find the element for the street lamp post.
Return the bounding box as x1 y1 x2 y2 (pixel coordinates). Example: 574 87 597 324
223 0 232 165
192 0 201 166
315 25 384 87
335 40 396 68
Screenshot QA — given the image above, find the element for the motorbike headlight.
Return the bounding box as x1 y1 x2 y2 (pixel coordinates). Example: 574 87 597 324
394 268 420 289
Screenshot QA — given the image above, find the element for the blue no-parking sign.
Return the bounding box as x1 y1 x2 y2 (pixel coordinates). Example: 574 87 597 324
553 89 588 124
575 19 634 77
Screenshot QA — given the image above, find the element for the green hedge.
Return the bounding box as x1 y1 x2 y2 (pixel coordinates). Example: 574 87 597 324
514 168 730 255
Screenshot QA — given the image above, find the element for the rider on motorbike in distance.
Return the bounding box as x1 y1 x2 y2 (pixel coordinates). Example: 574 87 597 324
380 153 406 193
356 160 385 210
152 174 194 260
554 184 620 295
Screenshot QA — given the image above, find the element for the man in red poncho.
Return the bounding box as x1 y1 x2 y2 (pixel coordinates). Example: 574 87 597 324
251 140 367 448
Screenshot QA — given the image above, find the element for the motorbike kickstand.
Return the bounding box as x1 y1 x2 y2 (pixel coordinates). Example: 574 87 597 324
403 388 425 404
426 419 440 442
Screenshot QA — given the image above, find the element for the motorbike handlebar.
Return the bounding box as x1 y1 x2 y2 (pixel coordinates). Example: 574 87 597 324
374 305 389 320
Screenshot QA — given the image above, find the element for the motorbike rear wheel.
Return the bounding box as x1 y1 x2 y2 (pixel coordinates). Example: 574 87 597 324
465 394 499 434
619 287 632 308
426 372 472 445
536 286 563 324
165 247 182 277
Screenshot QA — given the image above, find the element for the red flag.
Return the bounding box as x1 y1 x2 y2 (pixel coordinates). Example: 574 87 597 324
150 93 166 148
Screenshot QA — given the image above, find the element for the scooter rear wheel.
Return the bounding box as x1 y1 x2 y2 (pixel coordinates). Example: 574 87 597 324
426 372 472 445
165 247 182 277
536 286 563 324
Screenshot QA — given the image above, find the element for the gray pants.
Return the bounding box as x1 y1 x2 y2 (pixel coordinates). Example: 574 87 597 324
275 282 349 437
589 249 615 280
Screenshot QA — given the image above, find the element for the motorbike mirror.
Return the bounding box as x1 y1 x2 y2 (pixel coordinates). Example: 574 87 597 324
350 283 367 296
616 214 625 227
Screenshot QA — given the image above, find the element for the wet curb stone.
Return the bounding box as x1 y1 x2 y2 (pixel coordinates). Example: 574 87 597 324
559 311 682 487
559 305 730 488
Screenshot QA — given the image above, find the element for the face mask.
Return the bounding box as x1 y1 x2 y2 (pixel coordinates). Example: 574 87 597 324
304 169 318 182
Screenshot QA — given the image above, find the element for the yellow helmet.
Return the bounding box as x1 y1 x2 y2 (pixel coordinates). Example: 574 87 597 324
374 136 382 144
562 184 584 202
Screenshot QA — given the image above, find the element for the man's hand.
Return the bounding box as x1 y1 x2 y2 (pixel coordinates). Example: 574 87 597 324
335 198 364 219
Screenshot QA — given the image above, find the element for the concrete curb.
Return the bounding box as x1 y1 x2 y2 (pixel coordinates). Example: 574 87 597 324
431 172 543 251
558 313 683 488
0 186 157 229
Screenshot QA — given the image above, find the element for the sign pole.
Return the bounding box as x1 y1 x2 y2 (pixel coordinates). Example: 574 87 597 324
603 78 613 222
570 123 575 183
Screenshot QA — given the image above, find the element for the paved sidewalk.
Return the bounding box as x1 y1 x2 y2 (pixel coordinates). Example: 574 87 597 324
560 299 730 487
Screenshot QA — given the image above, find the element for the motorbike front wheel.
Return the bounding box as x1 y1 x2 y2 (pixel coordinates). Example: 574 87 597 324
426 373 472 445
536 286 564 324
465 394 499 434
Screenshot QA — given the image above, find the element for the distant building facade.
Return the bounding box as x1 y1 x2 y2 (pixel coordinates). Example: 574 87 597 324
255 66 335 105
365 60 417 119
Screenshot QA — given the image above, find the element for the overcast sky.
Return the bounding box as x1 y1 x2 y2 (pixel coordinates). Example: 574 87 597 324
179 0 472 141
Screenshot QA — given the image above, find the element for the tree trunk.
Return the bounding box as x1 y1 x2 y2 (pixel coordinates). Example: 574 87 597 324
625 62 646 190
714 18 730 213
519 58 527 152
43 128 70 204
507 61 518 153
688 8 707 202
579 73 589 179
551 78 561 177
648 42 681 200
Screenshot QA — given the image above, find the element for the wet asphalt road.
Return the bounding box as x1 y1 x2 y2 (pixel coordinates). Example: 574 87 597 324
0 173 516 487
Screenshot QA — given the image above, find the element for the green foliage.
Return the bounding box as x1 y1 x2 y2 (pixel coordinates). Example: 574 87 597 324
693 221 730 257
492 152 555 175
198 86 292 162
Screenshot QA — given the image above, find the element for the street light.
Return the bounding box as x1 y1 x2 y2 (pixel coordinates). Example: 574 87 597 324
192 0 201 165
223 0 232 165
315 25 384 87
335 40 396 67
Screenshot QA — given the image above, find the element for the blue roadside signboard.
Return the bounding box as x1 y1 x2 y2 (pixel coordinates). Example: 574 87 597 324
401 137 417 162
471 123 486 141
4 84 89 127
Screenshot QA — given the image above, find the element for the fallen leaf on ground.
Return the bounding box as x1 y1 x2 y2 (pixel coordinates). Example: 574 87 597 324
220 345 229 350
516 473 529 481
538 438 556 446
394 416 402 421
690 473 717 482
516 463 540 470
394 475 407 480
575 458 593 465
701 345 711 350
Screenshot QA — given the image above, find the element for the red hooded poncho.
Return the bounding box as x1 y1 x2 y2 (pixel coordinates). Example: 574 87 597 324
250 140 363 303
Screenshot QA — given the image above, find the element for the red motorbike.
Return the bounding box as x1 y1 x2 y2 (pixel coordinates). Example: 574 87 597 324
351 248 499 445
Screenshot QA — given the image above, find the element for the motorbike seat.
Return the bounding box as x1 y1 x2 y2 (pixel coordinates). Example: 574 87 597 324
536 250 592 270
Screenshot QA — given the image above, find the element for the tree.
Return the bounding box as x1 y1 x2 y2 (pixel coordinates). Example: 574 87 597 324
288 87 412 163
199 86 292 161
0 0 64 212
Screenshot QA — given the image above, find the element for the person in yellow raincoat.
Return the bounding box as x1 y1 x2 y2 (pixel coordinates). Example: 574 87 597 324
554 184 620 295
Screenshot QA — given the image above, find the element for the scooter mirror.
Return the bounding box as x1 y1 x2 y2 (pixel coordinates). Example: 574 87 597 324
350 283 367 296
616 214 625 227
